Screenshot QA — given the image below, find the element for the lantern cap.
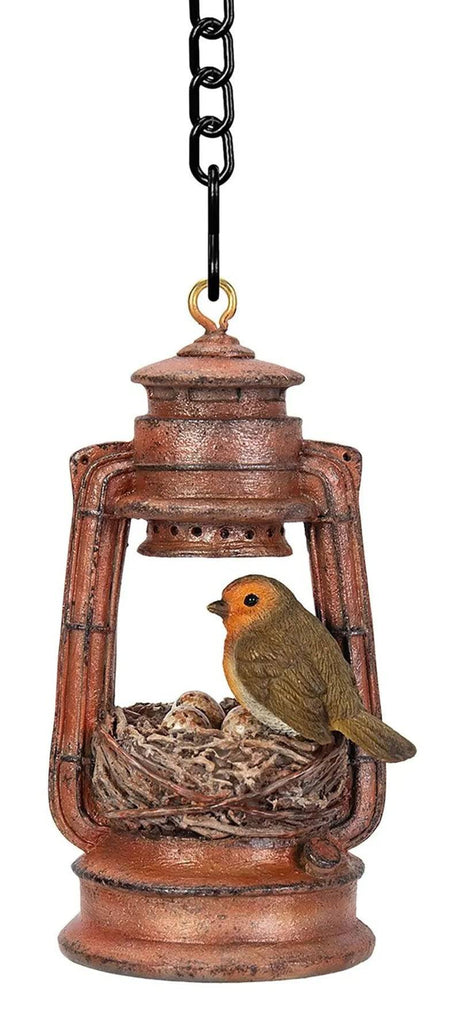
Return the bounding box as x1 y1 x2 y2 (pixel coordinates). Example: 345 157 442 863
132 330 305 390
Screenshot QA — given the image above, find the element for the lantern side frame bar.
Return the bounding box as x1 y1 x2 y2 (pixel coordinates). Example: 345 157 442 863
301 441 386 847
49 443 133 850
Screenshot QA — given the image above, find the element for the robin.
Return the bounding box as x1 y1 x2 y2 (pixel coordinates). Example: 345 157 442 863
208 575 416 763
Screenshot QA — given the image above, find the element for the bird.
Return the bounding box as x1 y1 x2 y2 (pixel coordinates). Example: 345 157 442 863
208 575 416 763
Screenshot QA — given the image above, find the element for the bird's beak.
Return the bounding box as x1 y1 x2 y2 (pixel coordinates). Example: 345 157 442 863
207 599 229 619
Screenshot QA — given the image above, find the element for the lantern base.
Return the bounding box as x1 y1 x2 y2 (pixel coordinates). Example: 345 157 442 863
58 835 375 982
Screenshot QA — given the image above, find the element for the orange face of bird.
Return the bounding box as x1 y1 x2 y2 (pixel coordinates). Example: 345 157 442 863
207 576 280 638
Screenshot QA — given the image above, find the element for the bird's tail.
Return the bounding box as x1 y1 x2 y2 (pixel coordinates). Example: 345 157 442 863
333 711 416 763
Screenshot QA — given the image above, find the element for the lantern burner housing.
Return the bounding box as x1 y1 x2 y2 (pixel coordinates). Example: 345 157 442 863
116 328 317 557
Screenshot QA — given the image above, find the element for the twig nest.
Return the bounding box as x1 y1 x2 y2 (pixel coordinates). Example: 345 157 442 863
222 706 266 739
92 702 351 841
176 691 225 729
161 704 211 734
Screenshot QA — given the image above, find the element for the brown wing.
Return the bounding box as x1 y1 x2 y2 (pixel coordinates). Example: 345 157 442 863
234 632 333 745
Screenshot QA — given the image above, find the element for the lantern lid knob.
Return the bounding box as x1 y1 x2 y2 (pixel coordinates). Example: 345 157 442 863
177 328 254 359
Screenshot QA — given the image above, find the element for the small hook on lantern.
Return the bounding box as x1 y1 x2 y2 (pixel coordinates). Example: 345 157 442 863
188 279 237 334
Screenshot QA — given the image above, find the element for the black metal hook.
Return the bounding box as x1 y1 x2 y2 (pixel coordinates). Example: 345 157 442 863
208 165 220 302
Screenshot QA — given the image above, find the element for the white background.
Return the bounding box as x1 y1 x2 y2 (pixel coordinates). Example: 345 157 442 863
1 1 458 1027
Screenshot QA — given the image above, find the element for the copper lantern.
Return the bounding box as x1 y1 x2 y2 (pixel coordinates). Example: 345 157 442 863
50 293 385 981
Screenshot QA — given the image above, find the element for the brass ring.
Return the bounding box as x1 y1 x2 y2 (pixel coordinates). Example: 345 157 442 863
188 279 237 333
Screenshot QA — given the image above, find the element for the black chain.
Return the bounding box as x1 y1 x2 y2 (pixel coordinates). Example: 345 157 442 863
189 1 235 302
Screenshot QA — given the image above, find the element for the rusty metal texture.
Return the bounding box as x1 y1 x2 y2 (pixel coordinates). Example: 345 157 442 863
300 441 385 847
49 325 385 979
58 836 375 981
49 443 133 850
121 328 315 557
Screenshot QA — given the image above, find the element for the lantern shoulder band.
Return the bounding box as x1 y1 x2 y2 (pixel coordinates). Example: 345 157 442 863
49 309 386 981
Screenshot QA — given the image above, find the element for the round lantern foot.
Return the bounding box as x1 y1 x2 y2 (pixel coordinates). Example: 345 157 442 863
57 835 375 982
59 917 374 982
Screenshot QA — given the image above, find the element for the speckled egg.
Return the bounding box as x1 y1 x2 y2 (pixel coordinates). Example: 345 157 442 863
161 704 211 734
221 706 264 739
175 691 225 729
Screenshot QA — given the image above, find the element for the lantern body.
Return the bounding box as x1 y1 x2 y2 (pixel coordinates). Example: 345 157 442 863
50 330 385 980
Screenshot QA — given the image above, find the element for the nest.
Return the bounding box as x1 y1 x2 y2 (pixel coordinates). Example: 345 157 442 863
92 700 351 840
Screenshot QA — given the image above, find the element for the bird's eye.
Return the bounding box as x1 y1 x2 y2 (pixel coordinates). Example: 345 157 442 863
244 594 259 607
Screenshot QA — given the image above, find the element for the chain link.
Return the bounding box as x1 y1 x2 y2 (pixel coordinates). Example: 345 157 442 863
189 1 235 186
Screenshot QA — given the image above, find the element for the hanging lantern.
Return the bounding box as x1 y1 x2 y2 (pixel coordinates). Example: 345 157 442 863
49 2 413 983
